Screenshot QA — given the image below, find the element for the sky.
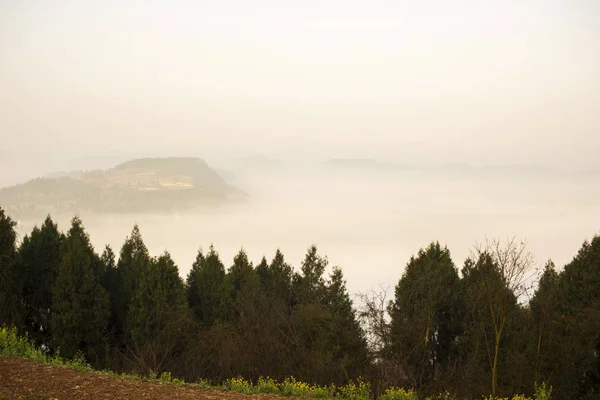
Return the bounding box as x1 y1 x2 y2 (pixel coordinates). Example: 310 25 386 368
1 0 599 169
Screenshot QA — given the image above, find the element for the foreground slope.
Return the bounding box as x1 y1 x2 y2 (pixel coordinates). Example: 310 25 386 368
0 356 275 400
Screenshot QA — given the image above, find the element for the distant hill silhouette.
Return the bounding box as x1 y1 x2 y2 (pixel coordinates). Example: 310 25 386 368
0 157 246 218
322 158 560 178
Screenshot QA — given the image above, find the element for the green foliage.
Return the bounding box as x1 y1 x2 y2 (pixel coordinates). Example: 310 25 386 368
279 377 334 398
186 245 231 327
0 208 21 328
51 216 110 362
388 242 461 393
225 376 254 394
257 376 280 394
534 381 552 400
160 371 173 382
126 251 192 374
337 377 371 400
2 208 600 400
197 378 213 388
0 326 49 362
15 215 63 348
0 325 94 373
378 387 418 400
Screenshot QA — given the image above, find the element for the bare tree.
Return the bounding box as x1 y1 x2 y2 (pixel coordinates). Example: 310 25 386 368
468 237 535 396
356 285 391 359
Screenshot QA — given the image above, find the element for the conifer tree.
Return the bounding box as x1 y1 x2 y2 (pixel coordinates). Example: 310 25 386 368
0 208 20 327
113 225 152 343
51 216 109 362
458 239 532 397
127 251 192 374
17 215 64 347
388 242 462 392
185 245 230 328
325 266 370 383
100 245 120 349
186 248 205 322
551 236 600 398
294 245 328 304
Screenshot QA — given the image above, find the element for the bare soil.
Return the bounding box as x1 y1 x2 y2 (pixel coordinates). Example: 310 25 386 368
0 356 281 400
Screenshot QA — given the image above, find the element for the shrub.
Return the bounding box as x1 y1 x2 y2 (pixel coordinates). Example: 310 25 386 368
257 376 280 394
534 382 552 400
225 376 254 394
378 387 418 400
0 326 48 362
338 377 371 400
279 377 333 398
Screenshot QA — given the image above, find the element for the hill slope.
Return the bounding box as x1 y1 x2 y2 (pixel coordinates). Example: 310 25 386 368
0 157 246 217
0 355 274 400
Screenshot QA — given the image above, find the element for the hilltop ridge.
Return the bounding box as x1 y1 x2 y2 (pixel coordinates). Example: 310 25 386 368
0 157 246 218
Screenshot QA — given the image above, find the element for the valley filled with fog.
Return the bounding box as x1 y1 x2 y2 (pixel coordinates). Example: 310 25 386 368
7 159 600 297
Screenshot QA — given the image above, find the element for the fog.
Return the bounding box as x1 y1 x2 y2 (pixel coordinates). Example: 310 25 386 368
7 160 600 297
2 0 600 297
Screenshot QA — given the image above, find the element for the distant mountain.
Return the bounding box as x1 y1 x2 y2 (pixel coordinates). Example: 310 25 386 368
0 157 246 218
321 158 560 178
229 155 284 170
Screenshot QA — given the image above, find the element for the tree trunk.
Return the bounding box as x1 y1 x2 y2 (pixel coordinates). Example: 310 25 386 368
492 332 500 396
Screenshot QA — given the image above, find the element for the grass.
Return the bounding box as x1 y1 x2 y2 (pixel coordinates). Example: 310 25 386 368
0 326 552 400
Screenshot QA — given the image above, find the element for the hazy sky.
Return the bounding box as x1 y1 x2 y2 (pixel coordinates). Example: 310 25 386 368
1 0 599 168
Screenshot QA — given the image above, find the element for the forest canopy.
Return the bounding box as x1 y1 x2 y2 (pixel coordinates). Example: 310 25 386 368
0 207 598 399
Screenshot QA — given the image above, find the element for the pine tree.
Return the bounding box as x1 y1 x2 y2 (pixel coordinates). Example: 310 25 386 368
228 248 254 295
17 215 63 348
100 245 121 350
0 207 20 327
266 249 294 306
186 248 205 323
185 245 230 328
294 245 328 305
113 225 152 344
51 216 109 362
325 266 370 383
530 260 560 382
388 242 462 392
458 239 532 398
127 251 192 374
551 236 600 398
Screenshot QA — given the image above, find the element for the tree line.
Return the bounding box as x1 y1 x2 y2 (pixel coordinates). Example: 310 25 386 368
0 207 598 399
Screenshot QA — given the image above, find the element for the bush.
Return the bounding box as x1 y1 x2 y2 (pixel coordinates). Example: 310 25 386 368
0 326 48 362
534 382 552 400
225 376 254 394
280 377 334 398
338 377 371 400
378 387 418 400
257 376 280 394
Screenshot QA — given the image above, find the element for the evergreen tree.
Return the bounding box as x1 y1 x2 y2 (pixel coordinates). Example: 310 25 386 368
186 248 205 322
255 255 269 282
17 216 63 348
185 245 230 328
113 225 152 344
325 266 370 383
228 248 254 296
388 242 462 392
100 245 120 351
0 207 20 327
294 245 328 305
529 260 560 383
458 239 532 398
266 249 294 306
551 236 600 398
51 216 109 362
127 251 192 374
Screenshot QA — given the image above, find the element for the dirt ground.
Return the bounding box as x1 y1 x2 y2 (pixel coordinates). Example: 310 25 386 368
0 356 284 400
